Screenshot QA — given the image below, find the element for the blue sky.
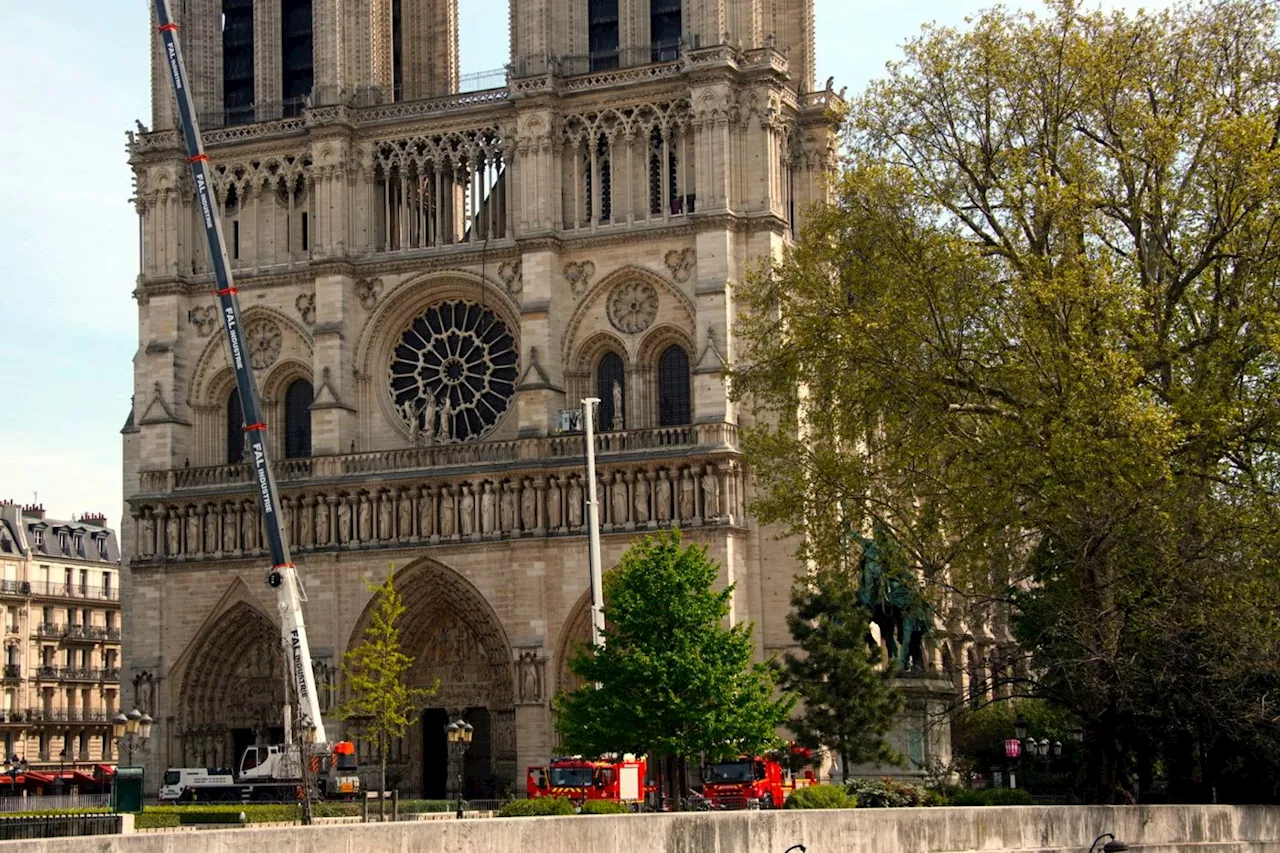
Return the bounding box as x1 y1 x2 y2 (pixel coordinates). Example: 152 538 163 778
0 0 1172 530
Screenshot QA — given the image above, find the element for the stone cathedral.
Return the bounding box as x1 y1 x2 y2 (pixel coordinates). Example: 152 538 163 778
123 0 957 796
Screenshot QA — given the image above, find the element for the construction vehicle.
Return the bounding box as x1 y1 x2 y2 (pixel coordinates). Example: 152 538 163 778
160 742 360 803
151 0 359 803
700 755 789 809
526 755 647 806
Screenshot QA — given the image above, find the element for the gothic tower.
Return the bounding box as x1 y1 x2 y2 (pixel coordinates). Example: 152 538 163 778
124 0 903 796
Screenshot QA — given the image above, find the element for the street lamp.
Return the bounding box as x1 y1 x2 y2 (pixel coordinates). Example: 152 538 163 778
112 708 152 766
444 719 473 820
1089 833 1129 853
1013 714 1029 741
52 746 67 795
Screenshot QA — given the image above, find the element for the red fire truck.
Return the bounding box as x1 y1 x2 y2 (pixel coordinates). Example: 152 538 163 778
700 755 790 809
526 755 648 806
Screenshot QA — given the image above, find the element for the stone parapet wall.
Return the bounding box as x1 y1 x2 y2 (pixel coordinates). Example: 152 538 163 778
16 806 1280 853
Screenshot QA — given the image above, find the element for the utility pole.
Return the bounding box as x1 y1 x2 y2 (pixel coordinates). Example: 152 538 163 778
582 398 605 649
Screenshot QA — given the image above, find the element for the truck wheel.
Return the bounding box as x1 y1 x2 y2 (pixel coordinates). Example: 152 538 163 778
762 794 775 810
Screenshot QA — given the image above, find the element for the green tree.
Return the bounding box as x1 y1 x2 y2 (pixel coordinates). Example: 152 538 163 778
732 0 1280 803
554 531 792 808
338 568 435 819
783 567 903 780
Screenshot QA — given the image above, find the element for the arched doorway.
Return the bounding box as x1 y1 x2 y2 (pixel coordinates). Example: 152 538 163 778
345 560 515 798
177 602 285 769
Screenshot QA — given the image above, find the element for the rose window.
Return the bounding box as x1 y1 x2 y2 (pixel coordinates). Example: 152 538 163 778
389 300 519 442
607 280 659 334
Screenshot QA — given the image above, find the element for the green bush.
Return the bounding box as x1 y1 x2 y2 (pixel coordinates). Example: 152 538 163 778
141 804 303 824
947 787 1033 807
784 784 854 809
498 797 576 817
580 799 629 815
845 778 933 808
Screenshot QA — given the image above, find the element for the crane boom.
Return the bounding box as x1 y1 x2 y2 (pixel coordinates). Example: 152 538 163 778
153 0 327 745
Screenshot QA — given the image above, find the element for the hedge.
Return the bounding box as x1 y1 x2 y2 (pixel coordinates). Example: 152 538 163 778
580 799 629 815
784 784 854 809
845 778 945 808
498 797 577 817
947 787 1034 807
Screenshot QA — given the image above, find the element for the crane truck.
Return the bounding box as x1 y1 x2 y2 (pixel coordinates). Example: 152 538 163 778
151 0 360 803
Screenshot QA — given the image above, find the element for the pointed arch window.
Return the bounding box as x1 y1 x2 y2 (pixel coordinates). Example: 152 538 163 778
284 379 313 459
651 0 682 63
596 352 626 431
588 0 620 71
227 388 244 465
658 345 691 426
281 0 314 117
222 0 255 126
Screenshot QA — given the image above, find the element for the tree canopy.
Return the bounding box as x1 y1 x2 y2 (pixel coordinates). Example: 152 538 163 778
732 0 1280 803
555 531 791 798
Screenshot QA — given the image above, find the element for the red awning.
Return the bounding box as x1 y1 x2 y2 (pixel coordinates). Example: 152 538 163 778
20 772 53 785
70 771 97 785
95 764 115 777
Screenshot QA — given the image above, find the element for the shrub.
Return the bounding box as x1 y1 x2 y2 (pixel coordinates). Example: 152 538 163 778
580 799 629 815
947 787 1033 807
845 778 932 808
784 784 854 809
498 797 576 817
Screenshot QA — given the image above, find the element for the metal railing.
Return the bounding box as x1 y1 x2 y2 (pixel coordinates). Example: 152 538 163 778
0 582 30 597
28 583 119 602
0 812 119 840
0 794 111 814
1 666 18 680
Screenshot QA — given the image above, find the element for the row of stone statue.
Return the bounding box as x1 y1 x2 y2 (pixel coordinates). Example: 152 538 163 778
135 462 742 559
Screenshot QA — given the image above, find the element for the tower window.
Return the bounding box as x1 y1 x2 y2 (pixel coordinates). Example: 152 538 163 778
658 345 691 426
392 0 404 101
227 387 244 465
282 0 314 117
596 353 626 430
222 0 255 126
284 379 313 459
650 0 682 63
588 0 620 72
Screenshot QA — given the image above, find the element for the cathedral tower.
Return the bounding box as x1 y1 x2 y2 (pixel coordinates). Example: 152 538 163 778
124 0 882 795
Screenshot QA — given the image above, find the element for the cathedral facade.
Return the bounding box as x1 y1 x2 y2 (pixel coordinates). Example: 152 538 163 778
123 0 848 796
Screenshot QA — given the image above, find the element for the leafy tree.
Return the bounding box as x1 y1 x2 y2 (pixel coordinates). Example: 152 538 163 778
732 0 1280 803
555 530 792 808
782 567 903 779
338 567 435 819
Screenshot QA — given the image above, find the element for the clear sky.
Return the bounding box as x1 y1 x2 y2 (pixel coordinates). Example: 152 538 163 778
0 0 1173 531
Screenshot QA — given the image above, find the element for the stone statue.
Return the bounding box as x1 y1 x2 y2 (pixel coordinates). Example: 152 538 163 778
204 509 218 553
421 396 436 444
679 472 695 520
398 492 413 540
243 501 260 552
500 485 516 533
656 474 672 522
460 487 475 536
419 489 436 538
438 397 453 442
223 505 238 552
403 400 420 444
611 380 624 430
702 470 720 519
440 488 456 537
139 514 155 558
547 477 562 530
611 473 628 525
521 481 537 531
480 483 496 535
166 513 181 557
359 495 374 541
518 652 542 702
315 499 330 545
379 492 394 541
283 498 296 543
337 498 352 544
569 478 583 528
183 509 199 556
634 476 650 524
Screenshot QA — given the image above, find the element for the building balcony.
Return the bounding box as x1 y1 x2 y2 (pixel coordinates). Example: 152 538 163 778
1 665 19 681
29 708 111 723
130 424 745 563
0 580 30 597
0 709 26 725
36 623 64 639
29 582 120 602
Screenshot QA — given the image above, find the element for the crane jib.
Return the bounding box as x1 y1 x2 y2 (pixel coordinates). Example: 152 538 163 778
153 0 327 746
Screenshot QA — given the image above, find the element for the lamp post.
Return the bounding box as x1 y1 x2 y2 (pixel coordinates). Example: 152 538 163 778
3 755 25 798
112 708 153 767
52 746 67 795
444 719 473 820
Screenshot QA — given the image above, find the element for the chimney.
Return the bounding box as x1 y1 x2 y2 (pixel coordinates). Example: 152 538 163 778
81 513 109 527
22 504 44 521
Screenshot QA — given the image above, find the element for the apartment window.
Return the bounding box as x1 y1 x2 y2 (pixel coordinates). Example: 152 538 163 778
97 536 108 560
105 649 117 670
281 0 314 117
79 569 88 595
105 612 116 631
78 731 89 759
102 572 112 597
222 0 255 126
32 529 43 549
81 609 90 628
58 531 69 553
38 734 48 761
65 608 75 627
41 606 52 625
588 0 620 71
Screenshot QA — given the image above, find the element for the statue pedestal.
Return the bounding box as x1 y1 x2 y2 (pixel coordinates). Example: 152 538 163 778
838 672 957 784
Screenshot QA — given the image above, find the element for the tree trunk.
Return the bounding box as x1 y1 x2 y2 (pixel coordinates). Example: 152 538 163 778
380 736 388 822
841 753 849 785
1086 716 1134 804
666 754 681 812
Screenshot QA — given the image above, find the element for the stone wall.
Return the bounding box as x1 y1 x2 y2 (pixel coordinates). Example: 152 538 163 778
16 806 1280 853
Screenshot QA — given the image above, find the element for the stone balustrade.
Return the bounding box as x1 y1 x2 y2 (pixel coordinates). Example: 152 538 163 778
130 425 744 562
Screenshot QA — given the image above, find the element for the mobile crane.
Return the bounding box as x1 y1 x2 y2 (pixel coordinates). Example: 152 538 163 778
151 0 359 802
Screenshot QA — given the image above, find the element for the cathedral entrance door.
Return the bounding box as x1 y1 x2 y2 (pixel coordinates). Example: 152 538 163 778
421 708 449 799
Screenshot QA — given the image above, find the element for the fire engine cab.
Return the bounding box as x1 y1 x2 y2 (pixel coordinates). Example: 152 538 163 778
701 755 789 809
527 755 647 805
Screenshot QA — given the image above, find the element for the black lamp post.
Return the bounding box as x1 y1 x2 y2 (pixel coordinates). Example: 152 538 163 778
1089 833 1129 852
444 719 473 820
112 708 153 766
3 755 26 796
